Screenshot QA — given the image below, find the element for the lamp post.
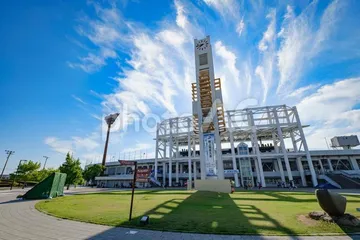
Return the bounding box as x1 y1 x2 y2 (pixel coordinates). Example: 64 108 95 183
43 156 49 170
101 113 120 173
0 150 15 180
10 159 27 190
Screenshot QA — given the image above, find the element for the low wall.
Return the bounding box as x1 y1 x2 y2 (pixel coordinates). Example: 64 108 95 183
195 179 231 193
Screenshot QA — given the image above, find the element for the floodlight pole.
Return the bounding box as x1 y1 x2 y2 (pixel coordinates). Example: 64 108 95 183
0 150 15 180
101 124 111 169
101 113 120 174
43 156 49 170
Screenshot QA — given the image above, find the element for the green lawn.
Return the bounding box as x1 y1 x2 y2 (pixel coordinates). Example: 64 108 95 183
35 190 360 235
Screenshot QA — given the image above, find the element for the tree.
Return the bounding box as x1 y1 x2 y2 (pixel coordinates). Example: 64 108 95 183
29 168 59 182
83 164 104 185
16 160 41 182
59 153 83 190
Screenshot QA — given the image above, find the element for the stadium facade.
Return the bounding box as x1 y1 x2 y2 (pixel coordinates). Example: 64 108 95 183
95 36 360 189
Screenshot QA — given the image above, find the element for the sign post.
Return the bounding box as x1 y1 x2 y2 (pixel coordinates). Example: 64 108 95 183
119 160 137 221
129 161 137 221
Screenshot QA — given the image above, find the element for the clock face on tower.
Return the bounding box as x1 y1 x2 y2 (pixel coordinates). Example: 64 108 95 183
196 39 209 51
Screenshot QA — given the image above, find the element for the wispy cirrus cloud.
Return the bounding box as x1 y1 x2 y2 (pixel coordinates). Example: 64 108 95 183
72 94 87 105
256 8 276 103
203 0 240 19
285 84 320 99
276 0 348 95
236 18 245 36
59 0 360 156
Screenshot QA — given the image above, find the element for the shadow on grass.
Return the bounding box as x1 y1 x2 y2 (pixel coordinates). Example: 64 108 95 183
232 191 360 203
87 191 297 239
82 189 191 196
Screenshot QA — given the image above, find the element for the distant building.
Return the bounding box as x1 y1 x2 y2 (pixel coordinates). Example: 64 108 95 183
1 174 10 180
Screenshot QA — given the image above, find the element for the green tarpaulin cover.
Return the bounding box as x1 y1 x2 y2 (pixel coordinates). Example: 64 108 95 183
23 172 67 199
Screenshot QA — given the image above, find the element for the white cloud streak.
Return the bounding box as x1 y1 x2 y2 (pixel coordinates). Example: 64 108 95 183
277 1 345 94
236 18 245 36
72 94 87 105
286 84 319 99
256 9 276 103
203 0 240 20
214 41 240 87
61 0 360 154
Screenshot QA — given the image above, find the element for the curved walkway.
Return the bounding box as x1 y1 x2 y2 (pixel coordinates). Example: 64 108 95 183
0 189 358 240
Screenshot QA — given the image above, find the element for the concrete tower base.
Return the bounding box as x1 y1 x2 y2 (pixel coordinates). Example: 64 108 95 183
195 179 231 193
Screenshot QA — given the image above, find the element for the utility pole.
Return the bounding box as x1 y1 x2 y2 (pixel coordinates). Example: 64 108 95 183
43 156 49 170
0 150 15 180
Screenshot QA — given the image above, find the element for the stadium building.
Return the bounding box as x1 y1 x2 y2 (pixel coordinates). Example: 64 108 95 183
95 36 360 189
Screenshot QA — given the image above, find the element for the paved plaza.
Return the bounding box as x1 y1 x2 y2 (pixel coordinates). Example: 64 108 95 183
0 188 359 240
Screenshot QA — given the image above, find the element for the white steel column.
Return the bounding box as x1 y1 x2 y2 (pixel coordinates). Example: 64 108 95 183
274 160 279 171
327 158 334 171
193 161 197 180
273 109 293 182
284 106 306 186
175 118 180 184
318 159 325 174
254 158 261 185
293 107 318 186
248 110 266 187
180 163 183 174
169 120 173 187
272 132 285 182
176 161 179 183
269 110 285 183
154 123 159 179
238 158 244 186
296 159 306 186
350 157 360 170
163 138 167 187
176 118 179 159
162 162 166 186
187 118 192 187
227 112 240 187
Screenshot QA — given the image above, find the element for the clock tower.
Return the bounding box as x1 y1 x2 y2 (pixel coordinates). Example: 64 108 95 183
192 36 226 180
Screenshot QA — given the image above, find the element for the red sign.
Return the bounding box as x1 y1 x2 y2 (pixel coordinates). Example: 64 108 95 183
136 169 151 182
119 160 136 166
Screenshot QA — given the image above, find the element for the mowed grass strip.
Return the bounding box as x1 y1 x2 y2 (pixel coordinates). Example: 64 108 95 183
35 190 360 235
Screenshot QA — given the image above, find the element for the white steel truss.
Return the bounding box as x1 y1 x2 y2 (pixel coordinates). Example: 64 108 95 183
154 105 318 187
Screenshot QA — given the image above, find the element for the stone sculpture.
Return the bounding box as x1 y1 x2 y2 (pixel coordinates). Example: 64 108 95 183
315 189 346 216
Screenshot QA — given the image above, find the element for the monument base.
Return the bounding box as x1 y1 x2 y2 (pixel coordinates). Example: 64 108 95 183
195 179 231 193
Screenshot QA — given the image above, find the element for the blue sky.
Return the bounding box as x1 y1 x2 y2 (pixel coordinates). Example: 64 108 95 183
1 0 360 173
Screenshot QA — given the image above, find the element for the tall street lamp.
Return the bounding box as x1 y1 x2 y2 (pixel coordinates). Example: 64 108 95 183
0 150 15 180
43 156 49 170
101 113 120 173
10 159 27 190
